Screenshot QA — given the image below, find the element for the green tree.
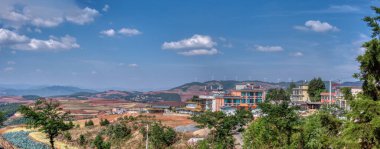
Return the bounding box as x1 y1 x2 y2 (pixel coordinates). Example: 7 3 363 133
85 120 94 127
307 77 326 102
192 110 253 148
19 99 73 149
287 82 297 95
0 112 6 126
266 88 290 103
341 87 354 101
93 134 111 149
100 119 110 126
105 123 131 140
79 134 86 146
147 122 177 149
243 101 300 148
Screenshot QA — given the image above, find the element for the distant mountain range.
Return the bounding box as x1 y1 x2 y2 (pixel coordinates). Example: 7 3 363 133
0 80 363 102
0 86 97 97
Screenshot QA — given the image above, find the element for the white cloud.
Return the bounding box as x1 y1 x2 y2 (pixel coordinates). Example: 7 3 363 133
100 29 116 37
162 34 219 56
102 4 110 12
66 7 99 25
128 63 138 68
294 20 339 32
291 52 303 57
118 28 141 36
0 28 29 44
7 61 16 65
3 67 14 72
0 1 99 28
162 34 216 49
178 48 218 56
13 35 80 51
328 5 359 12
255 45 283 52
100 28 141 37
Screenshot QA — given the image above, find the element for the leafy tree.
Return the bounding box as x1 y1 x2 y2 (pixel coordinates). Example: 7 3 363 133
105 123 131 140
100 118 110 126
301 110 343 149
0 112 6 126
79 134 86 146
19 99 73 149
266 88 290 103
341 87 354 101
85 120 94 127
342 95 380 148
192 110 253 148
93 134 111 149
244 101 300 148
287 82 297 95
307 77 326 102
146 122 177 149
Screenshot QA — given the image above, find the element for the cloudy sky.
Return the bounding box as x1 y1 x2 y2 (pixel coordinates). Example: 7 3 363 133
0 0 377 90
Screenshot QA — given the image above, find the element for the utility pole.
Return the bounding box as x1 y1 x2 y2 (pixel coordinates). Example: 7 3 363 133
146 125 149 149
329 80 332 105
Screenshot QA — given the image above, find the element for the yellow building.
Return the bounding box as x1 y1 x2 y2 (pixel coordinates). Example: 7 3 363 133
291 84 309 101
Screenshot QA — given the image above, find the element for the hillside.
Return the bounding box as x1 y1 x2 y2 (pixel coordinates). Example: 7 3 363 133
0 86 97 97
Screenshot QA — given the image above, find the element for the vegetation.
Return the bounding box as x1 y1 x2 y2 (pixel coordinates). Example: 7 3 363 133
341 87 354 101
93 134 111 149
307 77 326 102
22 95 41 100
266 88 290 103
79 134 86 146
19 99 73 149
144 122 177 149
0 103 21 118
2 131 50 149
287 82 297 95
85 119 94 127
0 112 5 126
191 110 252 148
105 123 131 141
99 118 110 126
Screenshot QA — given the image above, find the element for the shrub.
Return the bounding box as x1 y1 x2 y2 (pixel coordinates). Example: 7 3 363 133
105 123 131 140
93 135 111 149
85 120 94 127
100 119 110 126
79 134 86 146
63 131 72 141
145 123 177 149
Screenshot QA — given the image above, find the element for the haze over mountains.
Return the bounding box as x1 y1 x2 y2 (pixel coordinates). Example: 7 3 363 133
0 80 362 101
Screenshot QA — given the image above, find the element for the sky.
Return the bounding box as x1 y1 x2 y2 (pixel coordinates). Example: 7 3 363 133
0 0 378 90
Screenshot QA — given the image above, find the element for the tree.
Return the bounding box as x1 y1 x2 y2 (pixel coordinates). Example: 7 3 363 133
19 99 73 149
266 88 290 103
79 134 86 146
339 6 380 148
307 77 326 102
287 82 297 95
192 110 253 148
93 134 111 149
100 119 110 126
244 101 300 148
341 87 354 101
0 112 6 126
146 122 177 149
105 123 131 140
85 120 94 127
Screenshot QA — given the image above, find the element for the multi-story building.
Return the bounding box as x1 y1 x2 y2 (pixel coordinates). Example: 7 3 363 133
321 86 362 110
215 83 266 113
291 84 309 101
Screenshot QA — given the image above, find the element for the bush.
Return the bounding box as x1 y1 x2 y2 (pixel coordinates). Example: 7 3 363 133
63 131 72 141
79 134 86 146
85 120 94 127
2 131 50 149
100 119 110 126
93 135 111 149
146 123 177 149
105 123 131 140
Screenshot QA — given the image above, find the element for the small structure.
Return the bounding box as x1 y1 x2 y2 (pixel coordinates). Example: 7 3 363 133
291 84 309 101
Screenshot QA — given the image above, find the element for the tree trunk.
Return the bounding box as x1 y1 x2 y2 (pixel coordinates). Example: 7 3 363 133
49 135 55 149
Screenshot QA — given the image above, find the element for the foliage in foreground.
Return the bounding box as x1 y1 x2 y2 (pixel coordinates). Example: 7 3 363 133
191 110 253 149
2 131 50 149
19 99 73 149
140 122 177 149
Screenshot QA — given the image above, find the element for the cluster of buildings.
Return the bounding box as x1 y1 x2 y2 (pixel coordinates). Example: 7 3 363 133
111 82 362 116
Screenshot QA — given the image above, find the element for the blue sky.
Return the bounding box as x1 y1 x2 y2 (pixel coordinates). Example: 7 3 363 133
0 0 377 90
